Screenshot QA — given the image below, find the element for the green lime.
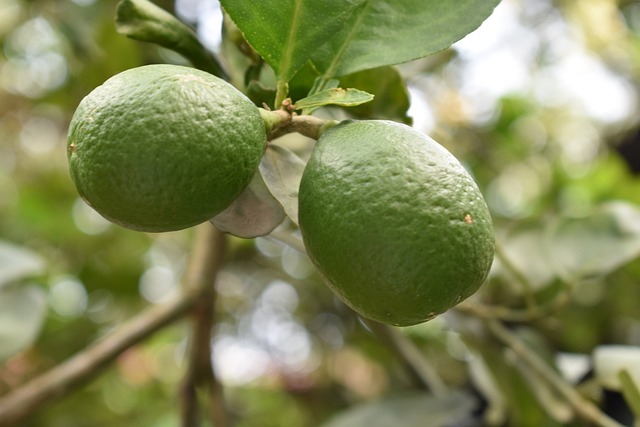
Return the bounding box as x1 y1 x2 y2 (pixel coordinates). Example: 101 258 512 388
67 64 265 232
298 120 494 326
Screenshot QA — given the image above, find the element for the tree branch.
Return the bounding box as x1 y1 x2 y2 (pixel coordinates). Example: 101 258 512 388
260 108 338 141
180 225 230 427
363 319 448 397
0 223 226 426
487 320 626 427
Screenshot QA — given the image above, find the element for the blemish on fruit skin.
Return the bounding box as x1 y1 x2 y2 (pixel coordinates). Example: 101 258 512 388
464 214 472 224
69 143 76 153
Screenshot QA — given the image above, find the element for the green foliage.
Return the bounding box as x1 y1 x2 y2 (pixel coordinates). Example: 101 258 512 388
220 0 365 82
7 0 640 426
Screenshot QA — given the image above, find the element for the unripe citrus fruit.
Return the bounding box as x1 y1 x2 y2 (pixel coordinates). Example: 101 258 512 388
67 64 266 232
298 120 494 326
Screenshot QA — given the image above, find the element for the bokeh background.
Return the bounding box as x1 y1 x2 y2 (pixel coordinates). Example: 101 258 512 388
4 0 640 426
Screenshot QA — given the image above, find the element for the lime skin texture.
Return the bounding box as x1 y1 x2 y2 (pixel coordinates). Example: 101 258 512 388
298 120 495 326
67 64 266 232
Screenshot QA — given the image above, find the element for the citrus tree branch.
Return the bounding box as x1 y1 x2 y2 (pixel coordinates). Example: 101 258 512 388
260 108 338 141
180 225 230 427
0 223 226 427
486 320 626 427
363 319 448 397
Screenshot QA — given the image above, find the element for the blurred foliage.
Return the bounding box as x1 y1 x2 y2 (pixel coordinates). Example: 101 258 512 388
5 0 640 426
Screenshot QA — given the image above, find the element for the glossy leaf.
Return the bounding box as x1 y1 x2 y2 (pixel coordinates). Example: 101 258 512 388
220 0 366 82
339 66 411 124
0 284 47 362
313 0 501 78
320 392 476 427
211 172 286 238
294 88 374 112
546 201 640 280
0 241 46 289
259 144 307 226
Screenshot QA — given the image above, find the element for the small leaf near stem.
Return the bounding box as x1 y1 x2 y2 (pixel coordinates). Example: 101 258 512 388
294 88 374 114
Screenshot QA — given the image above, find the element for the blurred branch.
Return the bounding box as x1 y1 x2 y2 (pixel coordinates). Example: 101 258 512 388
0 223 227 427
456 286 572 322
116 0 229 80
364 320 448 398
180 225 230 427
487 320 626 427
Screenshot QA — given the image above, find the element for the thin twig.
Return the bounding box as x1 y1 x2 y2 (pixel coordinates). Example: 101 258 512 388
0 223 224 426
363 319 448 397
487 320 626 427
456 284 573 322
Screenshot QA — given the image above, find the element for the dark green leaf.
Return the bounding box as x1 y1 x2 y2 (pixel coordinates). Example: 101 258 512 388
313 0 501 78
339 66 411 124
320 392 477 427
211 172 286 238
0 285 47 362
220 0 366 82
294 88 374 112
259 144 307 226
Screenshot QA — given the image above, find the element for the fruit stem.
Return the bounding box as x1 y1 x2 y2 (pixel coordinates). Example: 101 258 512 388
259 108 339 141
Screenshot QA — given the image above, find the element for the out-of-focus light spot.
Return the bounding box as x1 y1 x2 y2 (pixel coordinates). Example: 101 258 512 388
214 336 270 385
216 269 249 298
86 290 117 324
407 85 434 133
511 115 548 151
72 198 112 235
139 265 178 304
453 1 538 124
311 313 345 349
71 0 96 6
255 236 282 257
557 119 601 167
486 163 544 218
556 352 591 384
547 51 636 124
19 116 61 155
175 0 201 22
49 276 88 318
101 376 139 415
330 347 387 398
281 246 314 279
260 280 299 313
0 0 21 37
175 0 222 53
198 1 223 54
1 17 68 98
151 343 182 384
